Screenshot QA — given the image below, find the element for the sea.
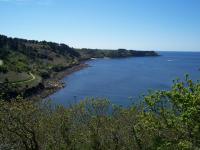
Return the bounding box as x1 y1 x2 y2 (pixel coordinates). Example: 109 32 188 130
48 51 200 107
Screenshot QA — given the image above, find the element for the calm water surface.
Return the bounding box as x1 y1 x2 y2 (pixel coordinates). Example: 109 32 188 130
49 52 200 106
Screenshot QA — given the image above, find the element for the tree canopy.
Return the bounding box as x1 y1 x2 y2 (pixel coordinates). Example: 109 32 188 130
0 76 199 149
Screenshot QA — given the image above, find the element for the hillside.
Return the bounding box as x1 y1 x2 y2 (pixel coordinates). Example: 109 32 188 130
0 35 158 99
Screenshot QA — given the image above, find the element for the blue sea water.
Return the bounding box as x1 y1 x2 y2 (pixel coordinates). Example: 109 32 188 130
49 52 200 106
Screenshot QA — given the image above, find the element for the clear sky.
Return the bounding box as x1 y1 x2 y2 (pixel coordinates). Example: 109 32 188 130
0 0 200 51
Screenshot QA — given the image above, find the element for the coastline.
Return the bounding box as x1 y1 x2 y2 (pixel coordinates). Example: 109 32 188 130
28 54 158 101
25 53 159 101
29 61 89 101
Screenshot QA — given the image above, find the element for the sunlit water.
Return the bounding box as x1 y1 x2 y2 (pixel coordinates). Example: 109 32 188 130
49 52 200 106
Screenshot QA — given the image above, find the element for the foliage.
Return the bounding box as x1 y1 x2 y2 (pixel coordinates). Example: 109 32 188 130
143 75 200 149
0 77 200 149
0 35 80 74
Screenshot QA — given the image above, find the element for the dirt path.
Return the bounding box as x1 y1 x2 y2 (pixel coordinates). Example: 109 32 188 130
11 72 36 84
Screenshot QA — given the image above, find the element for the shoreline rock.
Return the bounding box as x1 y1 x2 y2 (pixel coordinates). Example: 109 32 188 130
28 62 88 101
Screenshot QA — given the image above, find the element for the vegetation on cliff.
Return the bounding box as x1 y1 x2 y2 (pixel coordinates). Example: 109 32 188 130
0 76 199 149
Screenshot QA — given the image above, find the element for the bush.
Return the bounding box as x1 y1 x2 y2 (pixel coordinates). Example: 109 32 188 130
39 71 50 79
52 64 67 72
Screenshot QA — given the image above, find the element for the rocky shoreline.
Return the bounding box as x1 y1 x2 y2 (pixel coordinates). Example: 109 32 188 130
29 62 89 101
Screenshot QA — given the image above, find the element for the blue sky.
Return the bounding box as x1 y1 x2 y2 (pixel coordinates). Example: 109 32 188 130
0 0 200 51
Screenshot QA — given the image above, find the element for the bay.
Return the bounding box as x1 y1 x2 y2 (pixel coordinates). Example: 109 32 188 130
49 52 200 106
